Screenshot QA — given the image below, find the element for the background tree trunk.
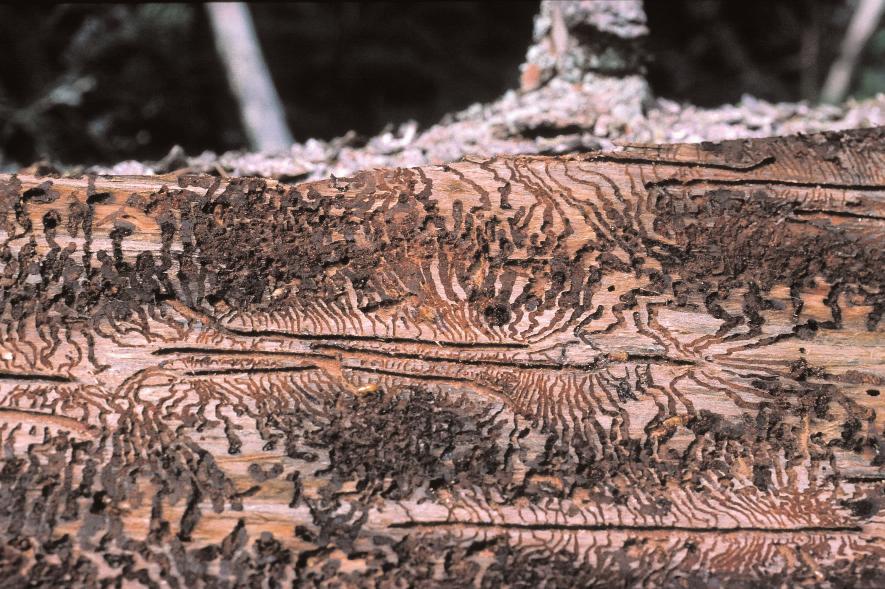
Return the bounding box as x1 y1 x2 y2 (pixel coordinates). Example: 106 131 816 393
81 0 883 182
0 128 882 586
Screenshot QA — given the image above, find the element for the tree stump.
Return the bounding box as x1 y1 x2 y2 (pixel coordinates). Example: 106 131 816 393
0 128 882 586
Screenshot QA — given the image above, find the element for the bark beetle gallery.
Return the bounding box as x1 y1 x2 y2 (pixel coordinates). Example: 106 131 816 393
0 129 882 587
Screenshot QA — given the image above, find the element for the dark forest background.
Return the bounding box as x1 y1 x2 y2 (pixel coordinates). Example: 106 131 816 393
0 1 882 166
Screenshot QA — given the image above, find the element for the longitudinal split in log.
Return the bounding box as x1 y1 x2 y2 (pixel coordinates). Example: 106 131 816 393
0 128 882 586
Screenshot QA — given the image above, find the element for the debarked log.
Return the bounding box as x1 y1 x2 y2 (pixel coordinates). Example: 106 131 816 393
0 128 883 587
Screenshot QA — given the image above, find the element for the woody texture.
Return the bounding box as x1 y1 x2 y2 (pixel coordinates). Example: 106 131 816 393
0 128 882 586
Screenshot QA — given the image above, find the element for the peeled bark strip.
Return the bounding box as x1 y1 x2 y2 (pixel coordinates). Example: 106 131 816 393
0 128 883 587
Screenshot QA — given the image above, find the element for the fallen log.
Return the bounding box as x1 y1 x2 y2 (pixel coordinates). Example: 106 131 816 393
0 128 882 587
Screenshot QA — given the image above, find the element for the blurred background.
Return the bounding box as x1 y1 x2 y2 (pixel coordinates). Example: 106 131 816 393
0 1 883 167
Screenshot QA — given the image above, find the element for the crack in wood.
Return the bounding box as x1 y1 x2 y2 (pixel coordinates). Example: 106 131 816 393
389 521 865 534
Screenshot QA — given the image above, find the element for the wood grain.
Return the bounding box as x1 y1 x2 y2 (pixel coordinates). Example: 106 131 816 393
0 128 882 587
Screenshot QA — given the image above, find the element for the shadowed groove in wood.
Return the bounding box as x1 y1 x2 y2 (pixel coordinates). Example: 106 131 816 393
388 520 865 534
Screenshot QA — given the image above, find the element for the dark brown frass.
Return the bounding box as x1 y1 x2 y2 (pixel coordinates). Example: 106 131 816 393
0 128 882 586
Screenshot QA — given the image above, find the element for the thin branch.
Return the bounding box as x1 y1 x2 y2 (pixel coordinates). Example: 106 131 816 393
206 2 294 152
820 0 885 104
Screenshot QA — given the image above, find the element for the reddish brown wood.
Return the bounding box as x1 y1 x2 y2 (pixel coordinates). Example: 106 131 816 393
0 128 882 586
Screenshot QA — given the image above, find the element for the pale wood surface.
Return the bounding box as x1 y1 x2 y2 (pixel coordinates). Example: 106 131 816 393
0 128 882 586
